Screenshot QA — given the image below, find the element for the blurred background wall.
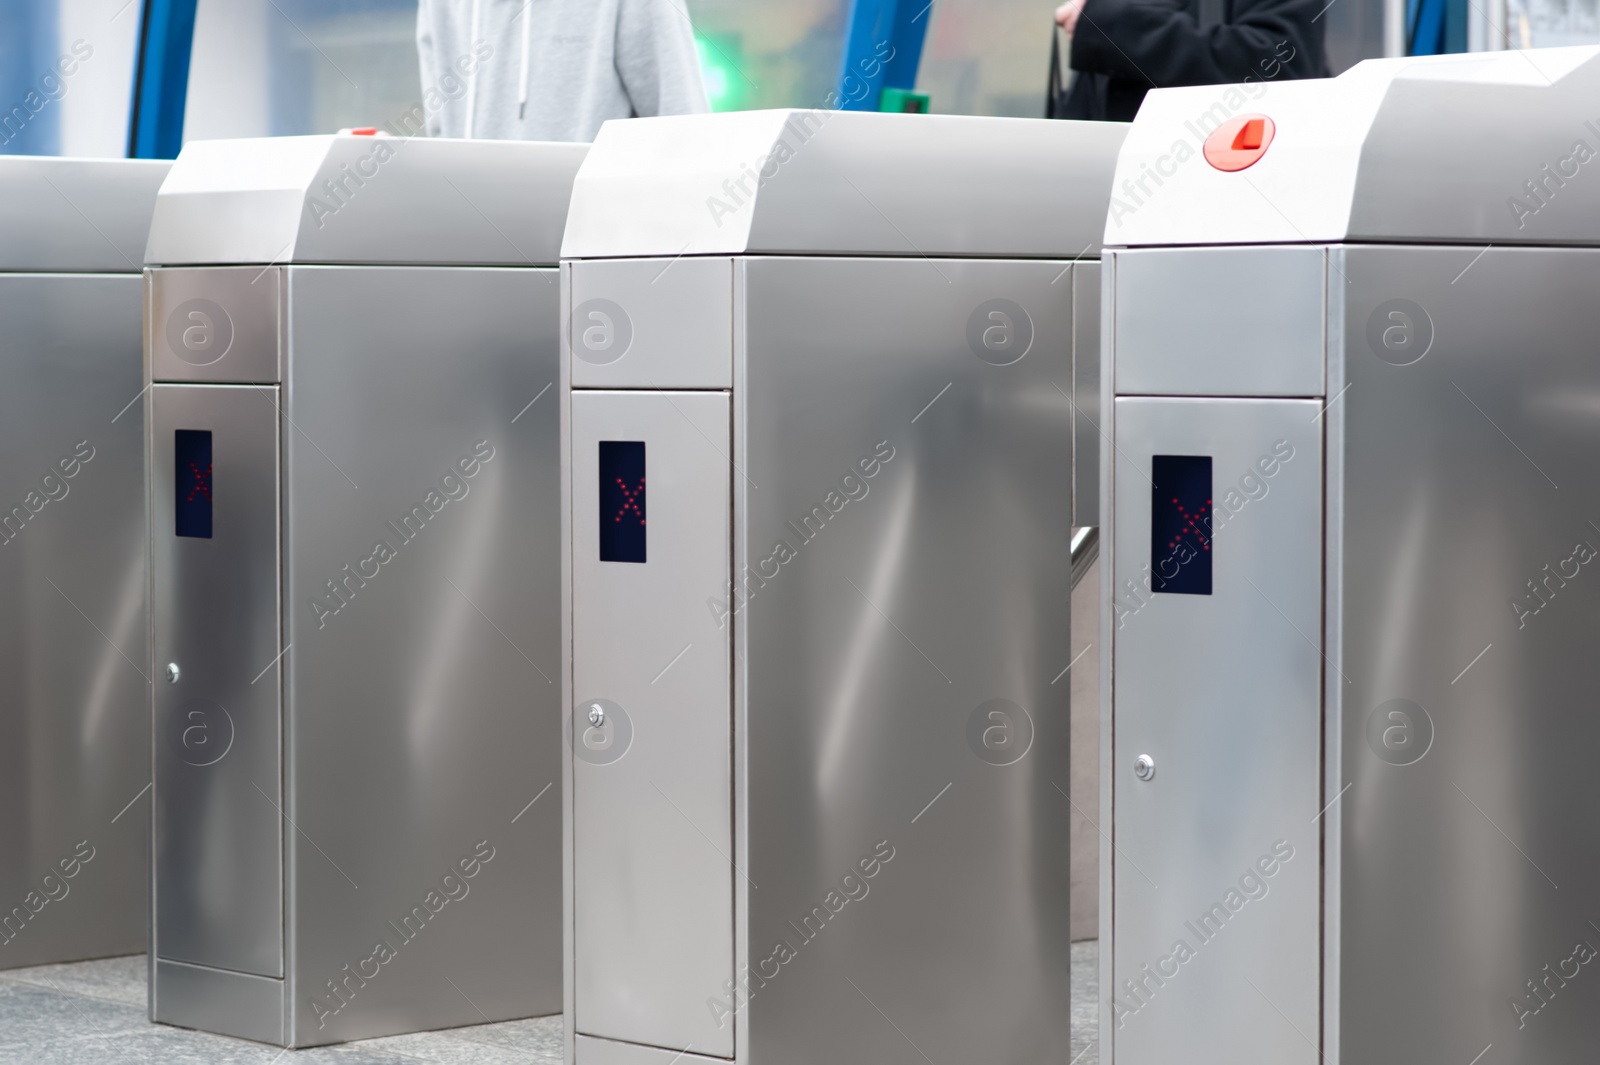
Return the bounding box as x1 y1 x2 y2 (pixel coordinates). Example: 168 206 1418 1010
175 0 1394 146
0 0 139 156
10 0 1600 158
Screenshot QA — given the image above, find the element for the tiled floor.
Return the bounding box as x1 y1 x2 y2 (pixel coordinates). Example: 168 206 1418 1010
0 942 1098 1063
1071 939 1099 1064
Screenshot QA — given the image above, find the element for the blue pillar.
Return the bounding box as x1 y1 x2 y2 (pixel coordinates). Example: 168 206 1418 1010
128 0 201 158
836 0 932 112
1407 0 1467 54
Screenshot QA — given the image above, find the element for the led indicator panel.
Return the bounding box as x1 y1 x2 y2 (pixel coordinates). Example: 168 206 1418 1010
600 441 646 563
1150 454 1211 595
175 429 213 539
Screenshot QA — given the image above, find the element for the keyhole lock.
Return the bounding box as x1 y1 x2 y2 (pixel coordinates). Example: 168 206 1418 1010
166 662 181 684
587 703 606 728
1134 754 1155 781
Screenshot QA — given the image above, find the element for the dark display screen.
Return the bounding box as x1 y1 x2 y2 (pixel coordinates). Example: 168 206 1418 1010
599 441 646 563
175 430 213 539
1151 454 1211 595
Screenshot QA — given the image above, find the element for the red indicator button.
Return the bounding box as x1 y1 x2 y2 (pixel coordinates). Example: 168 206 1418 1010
1203 114 1275 172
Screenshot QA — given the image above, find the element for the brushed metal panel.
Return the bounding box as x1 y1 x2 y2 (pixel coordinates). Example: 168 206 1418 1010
1345 52 1600 247
569 258 732 390
279 266 562 1045
1336 245 1600 1062
1111 397 1322 1065
1098 252 1117 1050
0 157 168 273
1108 54 1600 250
742 114 1125 259
576 1033 728 1065
1074 260 1101 527
151 384 284 978
147 138 584 268
571 390 733 1057
149 267 282 384
737 257 1073 1065
561 262 578 1065
561 111 1125 260
1113 247 1326 398
0 274 148 969
1320 249 1348 1065
153 959 284 1046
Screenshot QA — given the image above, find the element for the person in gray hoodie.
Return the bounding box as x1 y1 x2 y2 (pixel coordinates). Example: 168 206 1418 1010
417 0 711 142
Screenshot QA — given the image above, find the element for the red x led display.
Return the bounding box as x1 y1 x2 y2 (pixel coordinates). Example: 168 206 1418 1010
175 429 213 539
599 440 646 563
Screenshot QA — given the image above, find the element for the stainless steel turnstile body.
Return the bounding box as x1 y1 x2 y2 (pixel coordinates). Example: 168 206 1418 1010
0 158 167 970
144 135 584 1046
561 111 1124 1065
1104 46 1600 1065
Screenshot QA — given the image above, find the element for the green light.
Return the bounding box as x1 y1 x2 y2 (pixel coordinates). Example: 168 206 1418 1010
879 88 930 114
695 33 746 112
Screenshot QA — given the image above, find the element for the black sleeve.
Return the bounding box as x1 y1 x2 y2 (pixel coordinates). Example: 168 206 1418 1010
1068 0 1326 89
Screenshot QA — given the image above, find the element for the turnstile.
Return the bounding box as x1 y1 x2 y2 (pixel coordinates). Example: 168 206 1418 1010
0 158 167 970
1103 45 1600 1065
560 110 1123 1064
144 134 583 1046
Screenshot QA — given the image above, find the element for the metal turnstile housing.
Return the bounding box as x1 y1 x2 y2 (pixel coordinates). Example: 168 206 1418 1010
144 135 585 1047
1104 45 1600 1065
0 157 168 971
560 110 1124 1064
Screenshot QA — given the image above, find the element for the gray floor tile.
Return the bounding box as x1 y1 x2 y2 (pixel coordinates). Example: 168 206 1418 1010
0 979 147 1053
0 954 147 1008
433 1014 563 1055
281 1038 437 1064
1072 938 1099 1065
26 1025 417 1065
341 1026 555 1064
274 1038 412 1063
0 947 1099 1062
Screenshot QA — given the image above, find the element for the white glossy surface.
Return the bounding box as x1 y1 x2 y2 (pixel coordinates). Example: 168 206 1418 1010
562 110 1127 260
1108 46 1600 247
0 157 168 272
145 136 586 267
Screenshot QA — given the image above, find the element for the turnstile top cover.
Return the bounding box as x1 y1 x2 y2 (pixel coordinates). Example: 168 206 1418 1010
560 109 1128 260
1107 45 1600 248
0 157 169 273
145 135 587 267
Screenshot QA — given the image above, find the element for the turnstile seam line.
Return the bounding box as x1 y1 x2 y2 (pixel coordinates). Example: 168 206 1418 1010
1112 392 1327 400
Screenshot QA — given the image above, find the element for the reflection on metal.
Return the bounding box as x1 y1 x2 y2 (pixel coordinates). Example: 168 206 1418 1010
562 110 1121 1065
1107 48 1600 1065
1071 526 1099 590
146 135 582 1047
0 158 166 972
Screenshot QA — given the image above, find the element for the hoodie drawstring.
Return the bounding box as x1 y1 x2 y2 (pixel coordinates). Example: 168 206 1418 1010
518 3 533 118
464 0 482 137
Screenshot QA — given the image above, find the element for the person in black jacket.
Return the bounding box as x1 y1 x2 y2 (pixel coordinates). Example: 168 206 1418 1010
1054 0 1329 121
